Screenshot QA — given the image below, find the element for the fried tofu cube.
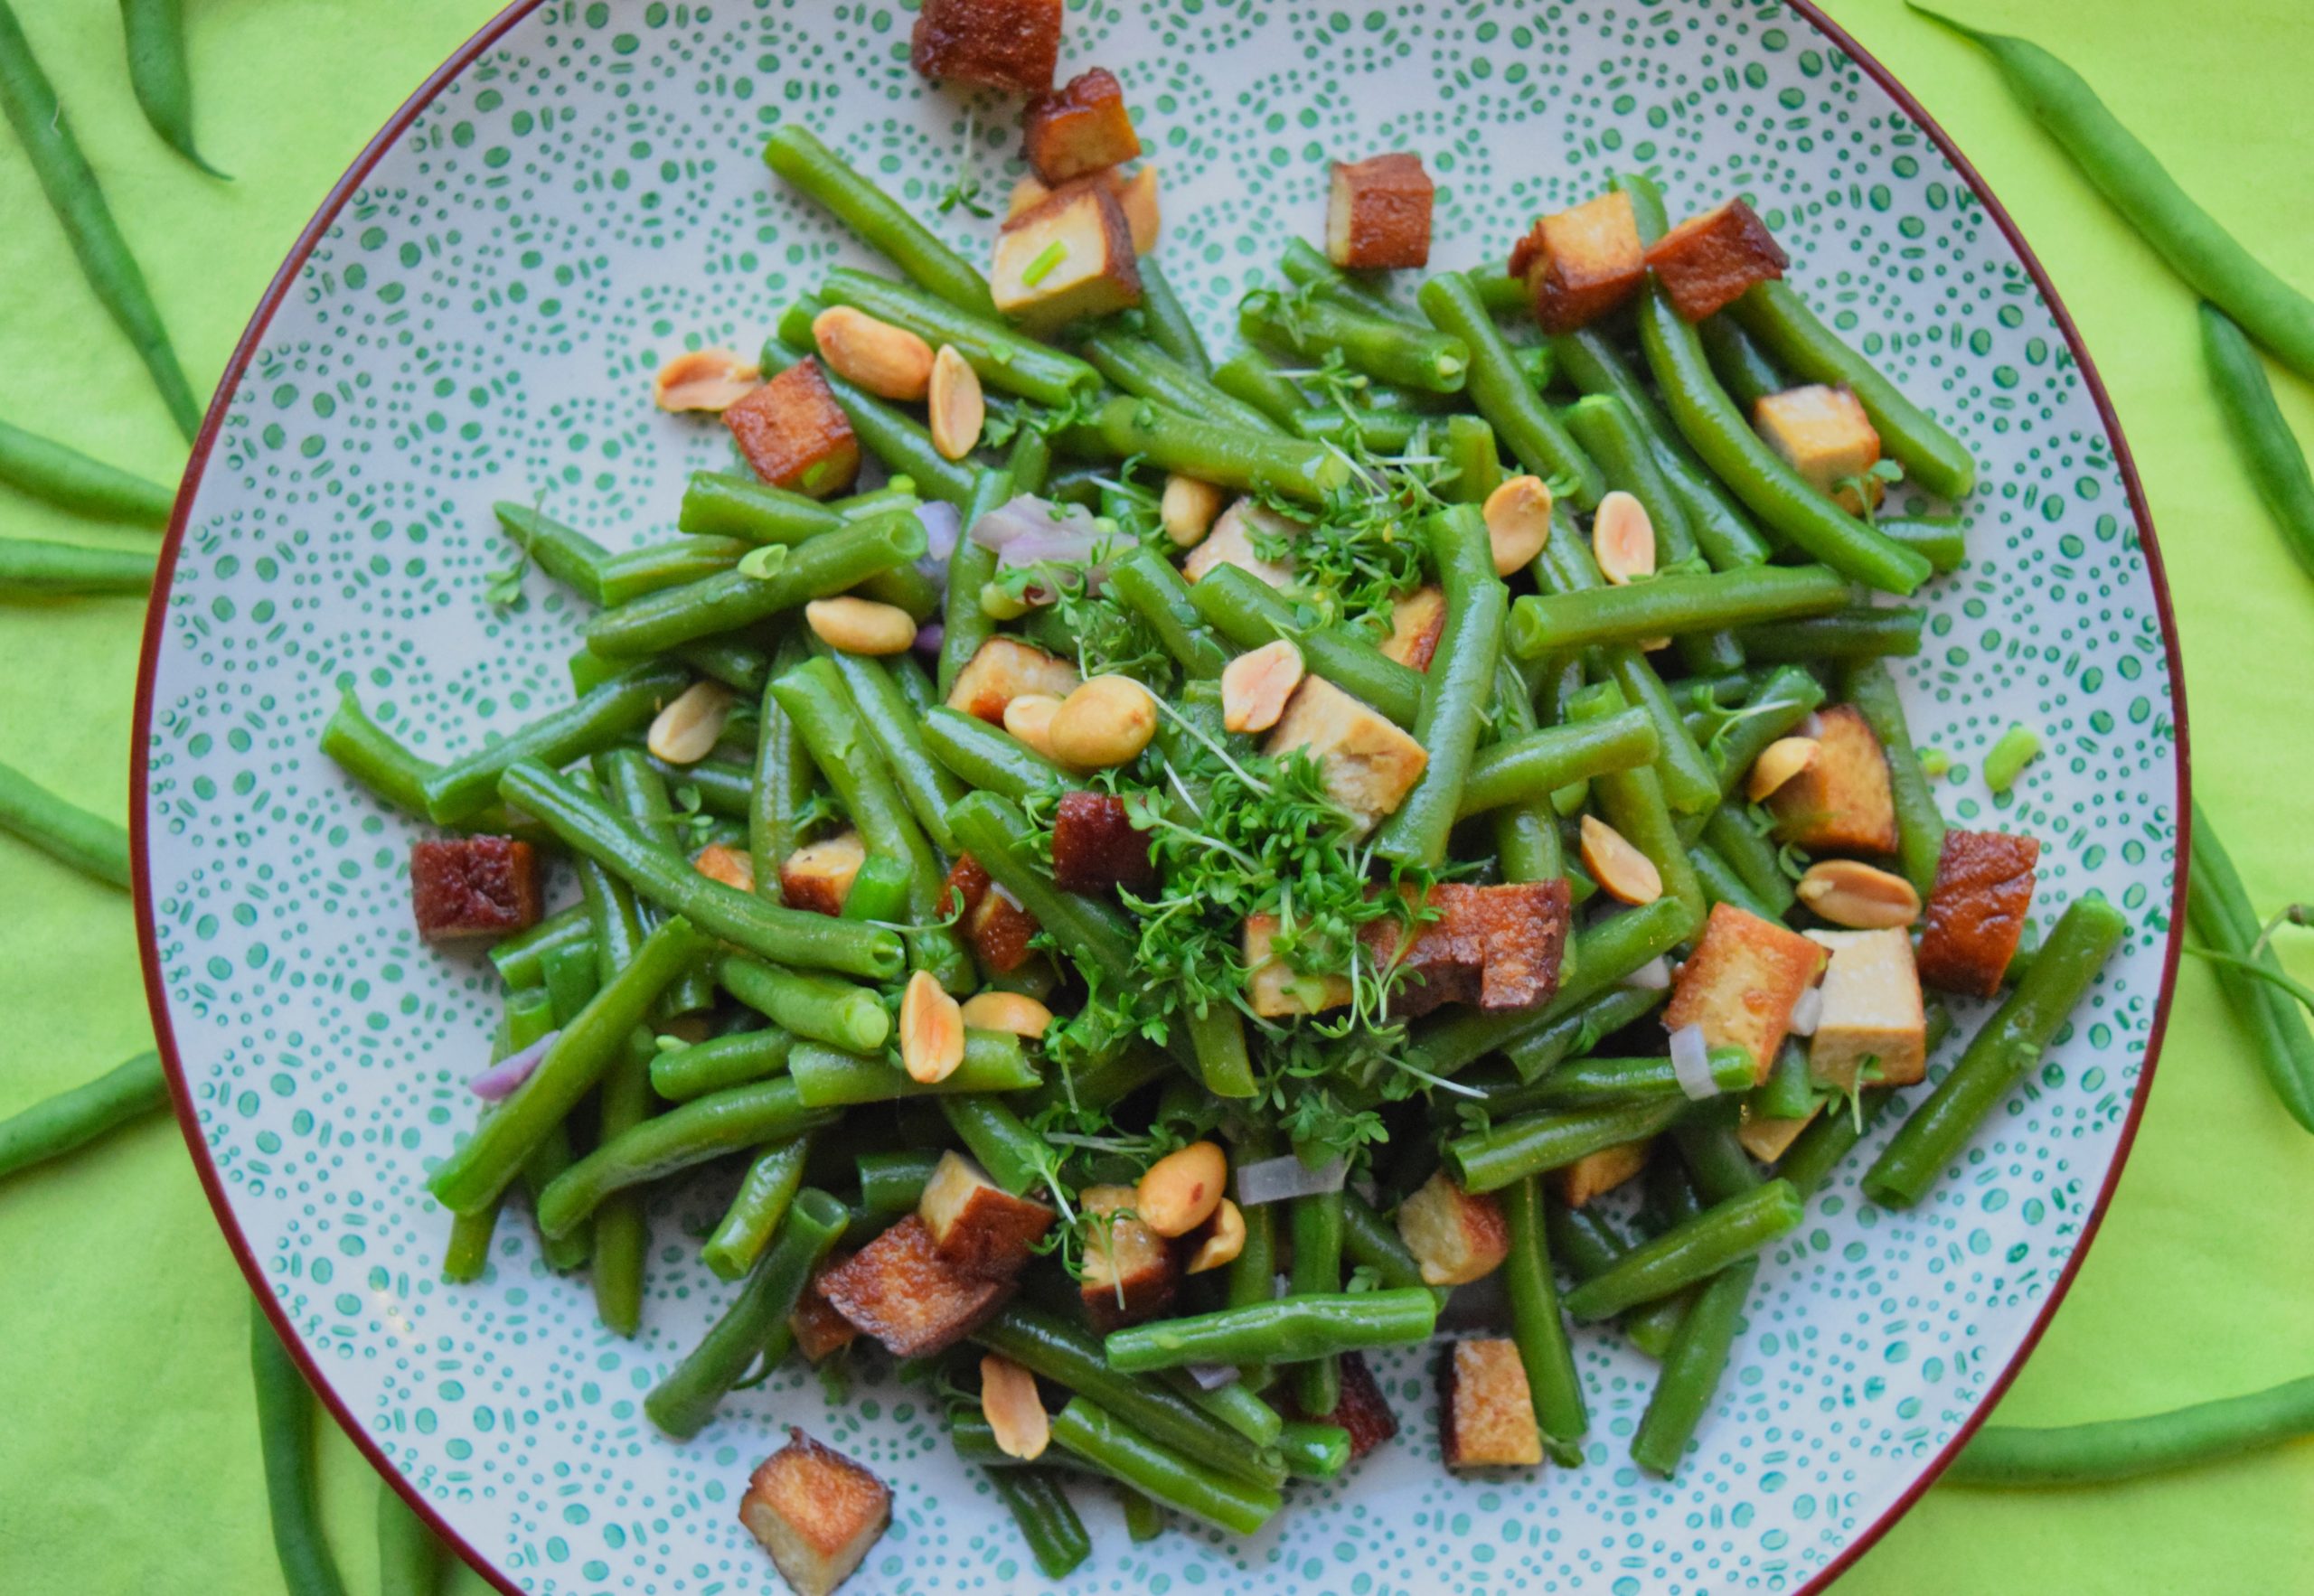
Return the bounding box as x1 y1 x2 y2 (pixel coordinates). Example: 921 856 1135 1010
694 841 756 893
1663 902 1828 1082
723 361 860 498
1244 912 1355 1019
1327 153 1434 270
1182 498 1301 587
1754 385 1885 515
918 1150 1056 1280
992 183 1142 329
816 1216 1011 1357
1009 167 1160 253
1021 69 1142 184
1049 791 1158 896
1440 1339 1542 1469
1379 584 1447 671
1806 928 1928 1090
909 0 1061 94
943 854 1043 975
779 831 866 916
945 636 1082 725
1264 675 1429 833
1080 1183 1177 1331
1506 191 1645 333
1643 199 1790 323
1369 881 1572 1017
1397 1169 1510 1286
1552 1140 1651 1208
1767 704 1898 857
739 1430 890 1596
410 836 541 942
1736 1107 1819 1165
1288 1350 1399 1461
789 1257 861 1363
1917 830 2041 998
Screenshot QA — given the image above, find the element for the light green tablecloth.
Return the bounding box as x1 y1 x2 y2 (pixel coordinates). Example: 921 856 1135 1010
1 2 2309 1591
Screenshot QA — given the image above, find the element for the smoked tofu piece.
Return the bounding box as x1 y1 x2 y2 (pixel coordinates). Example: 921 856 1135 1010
739 1430 890 1596
779 831 866 916
1917 830 2041 998
1552 1140 1651 1208
918 1150 1055 1279
817 1216 1011 1357
789 1257 861 1363
1506 191 1646 333
1290 1351 1399 1461
694 841 756 893
1049 791 1157 896
1245 912 1354 1019
1663 902 1828 1082
1767 704 1899 857
1805 928 1928 1090
1396 1169 1510 1286
909 0 1061 94
1021 69 1142 184
1755 385 1884 515
1440 1339 1542 1469
1264 675 1429 834
724 361 860 498
1183 498 1301 587
1643 199 1790 323
1378 584 1447 671
1736 1107 1819 1165
943 854 1042 975
410 836 541 942
1080 1183 1176 1331
1368 880 1571 1017
1008 166 1160 253
946 636 1081 725
1327 153 1434 270
992 183 1143 329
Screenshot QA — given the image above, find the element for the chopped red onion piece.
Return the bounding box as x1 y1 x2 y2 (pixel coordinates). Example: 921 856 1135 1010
1186 1363 1241 1391
1621 955 1672 992
914 621 945 658
469 1028 560 1101
1789 984 1823 1037
1669 1023 1717 1101
1235 1152 1347 1207
916 500 960 567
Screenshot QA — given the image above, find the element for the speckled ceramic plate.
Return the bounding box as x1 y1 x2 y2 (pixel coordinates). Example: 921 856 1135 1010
135 2 2187 1591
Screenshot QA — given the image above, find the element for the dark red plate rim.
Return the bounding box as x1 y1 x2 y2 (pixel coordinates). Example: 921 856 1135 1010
128 4 2191 1591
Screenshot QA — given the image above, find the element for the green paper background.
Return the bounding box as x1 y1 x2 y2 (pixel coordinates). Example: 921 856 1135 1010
1 1 2309 1591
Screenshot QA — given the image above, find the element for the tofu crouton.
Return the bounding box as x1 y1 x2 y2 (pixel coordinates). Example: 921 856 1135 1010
909 0 1061 94
945 636 1082 725
992 183 1142 329
1378 584 1447 671
1552 1139 1651 1208
1080 1183 1177 1331
1917 829 2041 998
816 1215 1011 1357
943 854 1042 975
789 1257 861 1363
1641 199 1791 323
1021 69 1142 184
693 841 756 893
1397 1169 1510 1286
1264 675 1429 834
1367 880 1572 1017
779 831 866 916
1244 912 1354 1019
1767 704 1899 857
918 1150 1055 1279
410 836 541 942
1506 191 1646 333
1663 902 1828 1082
1754 384 1885 515
1182 498 1302 587
1049 791 1157 896
1804 928 1927 1091
1736 1107 1820 1165
739 1429 890 1596
1440 1339 1543 1469
1327 153 1434 270
723 360 860 498
1009 165 1160 253
1287 1350 1399 1461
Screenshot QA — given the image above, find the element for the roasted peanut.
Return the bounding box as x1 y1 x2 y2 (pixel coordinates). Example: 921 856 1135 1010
1185 1198 1246 1274
1796 859 1922 929
929 344 984 461
811 305 934 400
1221 639 1304 734
646 680 735 765
979 1354 1050 1460
653 347 760 413
1482 474 1555 577
1745 736 1820 803
1160 474 1227 549
899 970 966 1084
1592 490 1657 585
1002 692 1066 761
1580 812 1663 906
806 595 917 655
958 990 1054 1037
1135 1141 1228 1238
1048 675 1157 769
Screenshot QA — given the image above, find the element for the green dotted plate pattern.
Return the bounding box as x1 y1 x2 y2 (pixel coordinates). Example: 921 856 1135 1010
140 2 2179 1591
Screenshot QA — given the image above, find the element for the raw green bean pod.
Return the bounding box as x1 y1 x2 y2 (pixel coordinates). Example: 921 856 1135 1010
2199 301 2314 582
0 537 156 597
120 0 226 177
1947 1375 2314 1488
375 1474 444 1596
0 1049 167 1181
0 757 129 887
248 1300 350 1596
2185 802 2314 1131
0 418 174 526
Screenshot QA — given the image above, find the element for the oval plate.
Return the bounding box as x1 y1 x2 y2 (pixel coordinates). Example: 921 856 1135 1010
136 2 2187 1591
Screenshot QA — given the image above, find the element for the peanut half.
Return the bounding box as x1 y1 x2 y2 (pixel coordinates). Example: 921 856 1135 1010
1592 490 1657 586
811 305 934 401
805 595 917 655
1796 859 1922 928
1745 736 1820 803
1221 639 1305 734
929 344 985 461
979 1354 1050 1460
1002 692 1067 762
1186 1198 1246 1274
1135 1141 1228 1238
899 970 966 1084
958 990 1054 1037
1161 474 1227 549
646 680 735 765
1482 474 1555 576
1579 813 1663 906
1048 675 1156 769
653 347 760 413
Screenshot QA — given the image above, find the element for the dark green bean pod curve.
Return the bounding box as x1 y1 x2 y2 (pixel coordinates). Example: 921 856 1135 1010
2200 301 2314 584
1947 1374 2314 1488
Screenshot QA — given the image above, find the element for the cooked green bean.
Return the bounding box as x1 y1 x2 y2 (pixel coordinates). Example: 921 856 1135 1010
788 1035 1039 1105
0 4 201 438
1527 1047 1756 1110
938 467 1012 695
1336 1189 1444 1307
2200 301 2314 581
1444 1095 1690 1195
1049 1398 1282 1535
649 1027 795 1103
1109 546 1232 680
700 1136 813 1281
1562 393 1701 561
1241 288 1469 394
1631 1253 1756 1477
1777 1007 1952 1195
1482 658 1566 885
922 704 1067 803
1512 564 1847 657
1691 839 1782 921
597 535 747 605
1209 348 1307 429
1084 330 1282 434
249 1300 350 1596
1418 273 1603 506
0 418 174 526
1454 706 1660 819
1185 564 1424 726
1865 895 2128 1206
1373 506 1506 867
720 954 890 1054
858 1149 940 1216
1278 237 1416 322
645 1187 848 1439
1913 5 2314 382
679 471 848 544
1547 1198 1686 1359
1701 803 1796 916
947 791 1142 989
1163 1368 1285 1449
493 502 610 603
1840 660 1946 897
1269 1420 1350 1480
2187 801 2314 1131
1563 1179 1798 1320
1134 258 1210 374
988 1467 1092 1578
1501 1175 1587 1454
746 635 813 900
0 536 156 597
1947 1374 2314 1488
1875 516 1966 572
825 650 966 852
1697 313 1786 410
764 125 995 315
418 662 683 823
537 1076 831 1238
1735 606 1925 662
1105 1288 1438 1375
0 757 129 888
821 267 1096 404
570 812 654 1335
1286 1188 1348 1414
1702 663 1826 799
1059 395 1353 503
1573 683 1707 934
0 1049 167 1182
939 1094 1051 1197
597 745 715 1013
